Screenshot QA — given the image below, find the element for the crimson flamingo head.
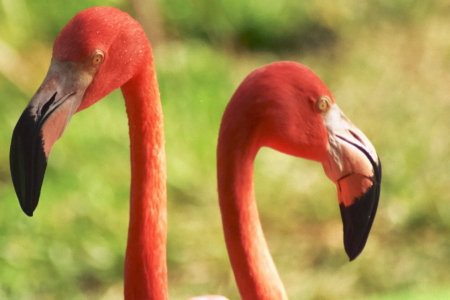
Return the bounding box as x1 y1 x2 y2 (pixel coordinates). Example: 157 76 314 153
10 7 152 216
219 62 381 261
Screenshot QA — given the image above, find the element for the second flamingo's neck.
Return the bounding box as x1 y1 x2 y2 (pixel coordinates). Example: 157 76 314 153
121 63 169 300
217 138 288 300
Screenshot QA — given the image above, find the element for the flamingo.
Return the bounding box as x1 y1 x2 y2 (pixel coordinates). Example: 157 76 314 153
217 62 381 300
10 7 226 300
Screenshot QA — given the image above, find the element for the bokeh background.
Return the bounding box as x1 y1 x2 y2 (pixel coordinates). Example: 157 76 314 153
1 0 450 299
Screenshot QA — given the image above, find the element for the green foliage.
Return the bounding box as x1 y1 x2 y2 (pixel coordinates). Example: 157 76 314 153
1 0 450 299
161 0 338 53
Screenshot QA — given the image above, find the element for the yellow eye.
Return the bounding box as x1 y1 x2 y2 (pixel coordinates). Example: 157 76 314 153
91 50 104 66
317 96 331 112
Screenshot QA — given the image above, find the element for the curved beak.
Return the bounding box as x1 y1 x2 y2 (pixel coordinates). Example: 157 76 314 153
322 104 382 261
10 58 96 216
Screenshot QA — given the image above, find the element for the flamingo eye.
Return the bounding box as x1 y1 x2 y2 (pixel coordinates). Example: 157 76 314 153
91 50 104 66
317 96 331 113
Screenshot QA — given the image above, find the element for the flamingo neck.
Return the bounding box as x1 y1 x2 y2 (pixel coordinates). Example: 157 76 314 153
121 63 169 300
217 138 288 300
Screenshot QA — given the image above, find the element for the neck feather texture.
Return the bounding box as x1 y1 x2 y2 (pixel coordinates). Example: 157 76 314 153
121 63 168 300
217 133 288 300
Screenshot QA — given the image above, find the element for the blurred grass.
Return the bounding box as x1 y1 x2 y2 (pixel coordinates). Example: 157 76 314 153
1 0 450 299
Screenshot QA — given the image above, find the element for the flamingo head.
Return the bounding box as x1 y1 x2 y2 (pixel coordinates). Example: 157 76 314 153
225 62 381 260
10 7 151 216
261 62 381 261
262 63 382 261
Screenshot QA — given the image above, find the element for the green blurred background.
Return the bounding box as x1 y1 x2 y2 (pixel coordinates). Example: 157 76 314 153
1 0 450 299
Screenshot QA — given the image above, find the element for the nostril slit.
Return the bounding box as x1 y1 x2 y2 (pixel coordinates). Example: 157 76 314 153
41 92 57 116
349 129 364 146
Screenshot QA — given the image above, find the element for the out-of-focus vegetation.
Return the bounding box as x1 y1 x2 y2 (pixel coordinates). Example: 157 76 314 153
1 0 450 299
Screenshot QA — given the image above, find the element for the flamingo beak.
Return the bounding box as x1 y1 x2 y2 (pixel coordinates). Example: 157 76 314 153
10 58 96 216
321 104 382 261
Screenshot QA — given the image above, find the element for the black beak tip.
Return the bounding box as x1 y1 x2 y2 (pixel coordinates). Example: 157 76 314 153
10 109 48 217
22 208 34 217
18 197 36 217
340 192 377 260
345 239 363 261
341 159 382 261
